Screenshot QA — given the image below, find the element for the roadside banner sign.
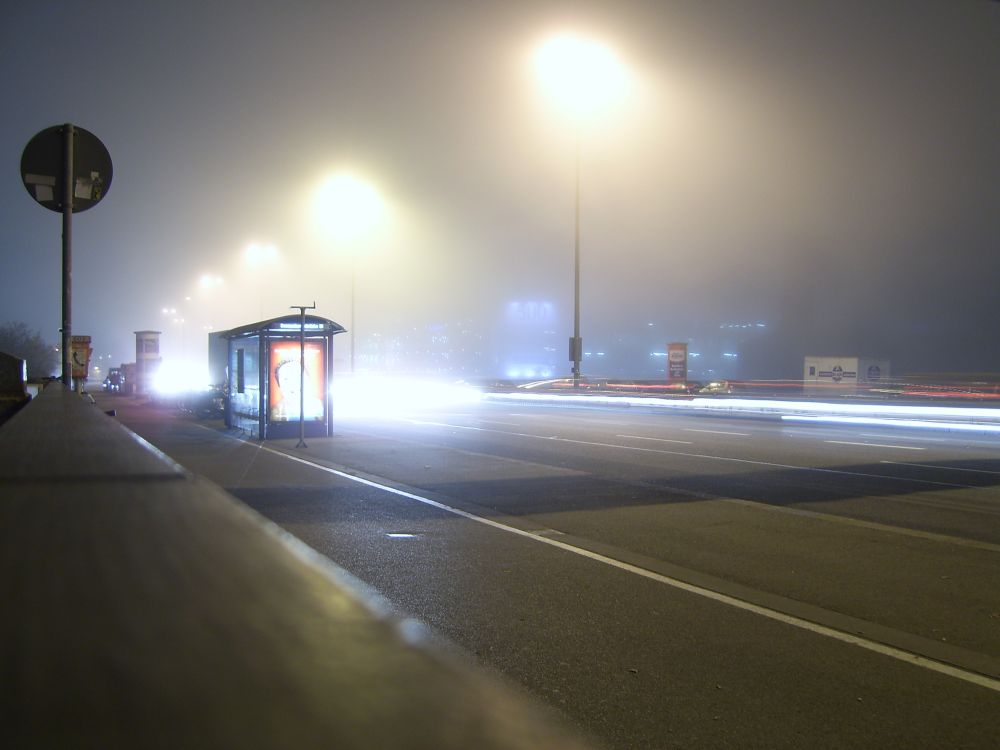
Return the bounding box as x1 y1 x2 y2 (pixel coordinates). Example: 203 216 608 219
668 342 688 383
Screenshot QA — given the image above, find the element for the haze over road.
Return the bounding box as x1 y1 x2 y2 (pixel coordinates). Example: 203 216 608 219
108 394 1000 748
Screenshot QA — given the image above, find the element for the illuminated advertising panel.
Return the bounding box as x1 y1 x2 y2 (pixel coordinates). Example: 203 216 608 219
269 340 325 422
667 342 688 383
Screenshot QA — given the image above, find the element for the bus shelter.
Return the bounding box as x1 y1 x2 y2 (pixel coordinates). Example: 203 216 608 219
220 315 346 440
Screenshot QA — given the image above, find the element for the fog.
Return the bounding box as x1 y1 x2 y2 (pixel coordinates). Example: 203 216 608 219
1 0 997 381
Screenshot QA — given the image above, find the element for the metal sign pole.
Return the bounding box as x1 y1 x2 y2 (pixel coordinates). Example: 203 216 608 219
61 124 74 386
291 302 316 448
21 124 113 386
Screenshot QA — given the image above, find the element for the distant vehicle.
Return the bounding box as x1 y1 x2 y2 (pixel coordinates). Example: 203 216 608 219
104 367 123 393
699 380 734 395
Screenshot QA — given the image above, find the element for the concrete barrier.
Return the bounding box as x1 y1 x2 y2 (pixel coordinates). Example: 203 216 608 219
0 385 589 749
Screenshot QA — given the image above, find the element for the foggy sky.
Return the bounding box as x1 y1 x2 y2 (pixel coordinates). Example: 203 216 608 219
1 0 998 377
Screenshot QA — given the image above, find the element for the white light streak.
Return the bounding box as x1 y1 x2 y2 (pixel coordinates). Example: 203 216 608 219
332 375 481 418
783 415 1000 434
485 393 1000 433
152 360 211 395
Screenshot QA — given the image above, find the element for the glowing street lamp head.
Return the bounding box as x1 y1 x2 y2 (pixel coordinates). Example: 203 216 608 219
198 273 225 290
244 242 279 267
534 34 629 121
312 172 385 243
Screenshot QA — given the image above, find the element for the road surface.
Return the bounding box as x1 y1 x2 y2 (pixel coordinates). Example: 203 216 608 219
105 393 1000 748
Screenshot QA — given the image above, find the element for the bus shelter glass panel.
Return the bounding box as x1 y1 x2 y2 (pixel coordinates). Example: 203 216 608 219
229 336 260 434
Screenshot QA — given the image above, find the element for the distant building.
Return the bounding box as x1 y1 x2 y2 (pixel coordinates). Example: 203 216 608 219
133 331 162 395
497 301 559 379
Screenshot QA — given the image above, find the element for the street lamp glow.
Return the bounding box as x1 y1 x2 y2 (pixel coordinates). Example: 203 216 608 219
244 242 279 267
312 173 385 243
312 171 387 374
534 34 629 121
198 273 225 290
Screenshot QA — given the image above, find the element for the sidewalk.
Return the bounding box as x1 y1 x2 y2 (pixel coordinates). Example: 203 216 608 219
3 387 591 750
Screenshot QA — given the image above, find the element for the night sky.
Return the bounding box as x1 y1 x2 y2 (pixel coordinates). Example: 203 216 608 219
1 1 998 379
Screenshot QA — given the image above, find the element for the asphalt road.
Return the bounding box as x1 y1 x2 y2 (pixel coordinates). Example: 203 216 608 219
104 393 1000 749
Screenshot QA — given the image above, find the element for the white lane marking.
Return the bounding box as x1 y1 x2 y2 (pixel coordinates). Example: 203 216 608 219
825 440 926 451
685 428 751 437
548 436 974 488
361 419 1000 529
782 430 852 439
860 433 954 443
257 443 1000 695
617 434 694 445
881 461 1000 476
406 420 486 431
404 420 980 491
479 420 520 426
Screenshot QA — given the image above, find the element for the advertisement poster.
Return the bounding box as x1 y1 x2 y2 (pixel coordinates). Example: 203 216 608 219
71 335 92 379
269 340 325 422
667 342 688 383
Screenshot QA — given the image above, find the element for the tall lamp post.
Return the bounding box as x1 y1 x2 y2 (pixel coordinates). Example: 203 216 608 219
312 172 385 374
291 302 316 448
534 34 629 387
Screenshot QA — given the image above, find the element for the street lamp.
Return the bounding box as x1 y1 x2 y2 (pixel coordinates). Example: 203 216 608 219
312 172 385 373
534 33 629 387
198 273 225 291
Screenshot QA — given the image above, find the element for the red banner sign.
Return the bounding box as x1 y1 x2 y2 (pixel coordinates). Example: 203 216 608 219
667 342 687 383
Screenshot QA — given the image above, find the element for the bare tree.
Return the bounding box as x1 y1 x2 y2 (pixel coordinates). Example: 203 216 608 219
0 322 59 379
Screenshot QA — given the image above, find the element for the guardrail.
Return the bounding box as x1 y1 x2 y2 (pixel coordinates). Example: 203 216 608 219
0 385 588 749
